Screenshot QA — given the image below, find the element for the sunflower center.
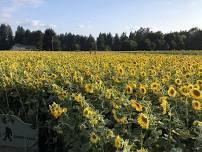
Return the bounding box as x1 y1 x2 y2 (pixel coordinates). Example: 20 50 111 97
136 103 140 108
142 116 148 124
92 134 97 139
170 89 174 94
194 102 199 107
141 88 145 93
193 90 200 97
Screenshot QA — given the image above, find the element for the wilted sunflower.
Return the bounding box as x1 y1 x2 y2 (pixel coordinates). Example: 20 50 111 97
137 113 149 129
90 132 100 144
125 84 133 94
168 86 177 97
85 84 94 93
191 89 202 100
114 135 123 149
192 100 201 110
137 147 148 152
130 99 143 112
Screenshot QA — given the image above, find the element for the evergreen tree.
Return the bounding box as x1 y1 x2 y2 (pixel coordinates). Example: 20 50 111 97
43 29 57 50
0 24 13 50
87 35 96 50
14 26 25 44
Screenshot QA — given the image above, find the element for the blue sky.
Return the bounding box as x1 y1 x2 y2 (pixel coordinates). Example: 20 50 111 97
1 0 202 37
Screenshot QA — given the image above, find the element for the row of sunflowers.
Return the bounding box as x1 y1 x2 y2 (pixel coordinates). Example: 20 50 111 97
0 51 201 152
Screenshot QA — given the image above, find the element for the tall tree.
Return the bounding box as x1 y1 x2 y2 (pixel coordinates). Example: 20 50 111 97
14 26 25 44
0 24 13 50
42 29 58 50
32 30 43 50
106 33 113 50
87 35 96 50
24 29 32 45
80 36 88 51
112 34 121 51
97 33 107 50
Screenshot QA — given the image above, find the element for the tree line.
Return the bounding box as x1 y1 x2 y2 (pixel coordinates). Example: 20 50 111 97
1 23 202 51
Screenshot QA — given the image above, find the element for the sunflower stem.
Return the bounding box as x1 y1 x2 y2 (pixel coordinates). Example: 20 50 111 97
140 129 144 148
185 98 189 128
168 107 172 147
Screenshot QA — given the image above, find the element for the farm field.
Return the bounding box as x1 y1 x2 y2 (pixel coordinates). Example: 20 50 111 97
0 51 201 152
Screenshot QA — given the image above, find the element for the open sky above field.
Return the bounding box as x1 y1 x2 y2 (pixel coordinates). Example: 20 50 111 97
1 0 202 36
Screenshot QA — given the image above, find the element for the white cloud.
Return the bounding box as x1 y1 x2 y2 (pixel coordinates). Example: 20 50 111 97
16 20 56 30
1 12 12 18
14 0 43 5
123 25 136 31
0 0 44 20
77 24 92 29
49 24 56 28
78 24 85 29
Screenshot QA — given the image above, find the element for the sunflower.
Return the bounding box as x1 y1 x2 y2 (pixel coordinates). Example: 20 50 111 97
112 109 127 124
140 72 146 77
125 84 133 94
130 99 143 112
85 83 94 93
196 80 202 87
83 107 93 118
175 78 182 86
191 89 202 100
137 147 148 152
192 100 201 110
130 69 136 76
90 132 100 144
49 102 68 119
74 93 82 103
151 82 160 92
148 69 153 76
105 129 114 139
193 84 200 90
117 66 124 75
179 86 190 97
137 113 149 129
114 135 123 149
79 124 85 131
167 86 177 97
105 89 113 99
139 85 147 95
193 120 202 127
185 73 190 79
159 96 168 114
188 84 194 91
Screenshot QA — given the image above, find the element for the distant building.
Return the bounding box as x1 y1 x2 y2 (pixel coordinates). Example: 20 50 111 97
11 44 37 50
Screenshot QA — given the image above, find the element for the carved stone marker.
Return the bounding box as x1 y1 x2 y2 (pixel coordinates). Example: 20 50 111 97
0 114 38 152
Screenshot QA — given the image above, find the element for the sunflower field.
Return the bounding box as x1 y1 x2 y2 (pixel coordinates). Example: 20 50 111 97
0 51 201 152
